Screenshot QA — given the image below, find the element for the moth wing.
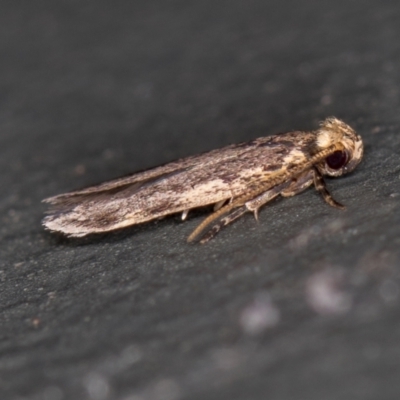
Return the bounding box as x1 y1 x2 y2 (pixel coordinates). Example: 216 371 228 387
43 131 312 236
44 142 253 202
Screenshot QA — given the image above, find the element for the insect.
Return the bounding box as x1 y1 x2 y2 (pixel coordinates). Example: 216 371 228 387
43 117 363 243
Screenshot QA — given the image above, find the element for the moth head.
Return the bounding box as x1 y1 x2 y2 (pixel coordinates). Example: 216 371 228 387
315 117 363 177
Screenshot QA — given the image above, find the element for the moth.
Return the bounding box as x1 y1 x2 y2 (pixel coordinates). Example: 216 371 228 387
43 117 363 243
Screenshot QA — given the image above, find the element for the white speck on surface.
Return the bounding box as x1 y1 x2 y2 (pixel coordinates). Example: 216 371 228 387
306 269 352 315
371 126 381 134
239 293 280 335
289 219 346 250
84 372 110 400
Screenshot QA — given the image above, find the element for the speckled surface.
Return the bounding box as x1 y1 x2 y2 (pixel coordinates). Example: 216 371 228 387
1 1 400 399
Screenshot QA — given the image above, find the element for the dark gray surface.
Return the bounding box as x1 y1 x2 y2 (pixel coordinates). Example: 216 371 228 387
1 1 400 399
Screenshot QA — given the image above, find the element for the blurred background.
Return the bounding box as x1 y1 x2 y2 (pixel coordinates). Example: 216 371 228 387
1 1 400 399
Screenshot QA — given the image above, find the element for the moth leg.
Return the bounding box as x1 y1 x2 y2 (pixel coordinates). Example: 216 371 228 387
280 169 314 197
312 167 345 209
191 181 293 243
213 194 234 211
199 206 247 244
244 181 292 221
201 181 297 242
245 169 319 221
213 199 227 212
181 210 190 221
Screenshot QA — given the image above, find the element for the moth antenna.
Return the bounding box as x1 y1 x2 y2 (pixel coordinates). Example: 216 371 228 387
187 202 237 242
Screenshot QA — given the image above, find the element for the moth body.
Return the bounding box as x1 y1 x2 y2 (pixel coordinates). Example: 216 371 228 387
43 118 363 243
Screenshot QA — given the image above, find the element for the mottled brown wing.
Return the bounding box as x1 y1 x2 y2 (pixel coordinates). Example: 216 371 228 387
43 131 315 236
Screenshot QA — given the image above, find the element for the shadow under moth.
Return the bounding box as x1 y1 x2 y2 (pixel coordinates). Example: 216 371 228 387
43 117 363 243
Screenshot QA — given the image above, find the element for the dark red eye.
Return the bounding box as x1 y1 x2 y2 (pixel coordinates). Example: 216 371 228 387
326 150 348 170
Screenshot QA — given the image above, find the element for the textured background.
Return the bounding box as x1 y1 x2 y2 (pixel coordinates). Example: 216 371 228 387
1 1 400 399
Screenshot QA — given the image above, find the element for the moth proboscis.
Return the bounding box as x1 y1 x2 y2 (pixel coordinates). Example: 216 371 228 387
43 117 363 243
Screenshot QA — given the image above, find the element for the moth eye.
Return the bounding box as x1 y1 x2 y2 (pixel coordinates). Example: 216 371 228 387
326 150 348 170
